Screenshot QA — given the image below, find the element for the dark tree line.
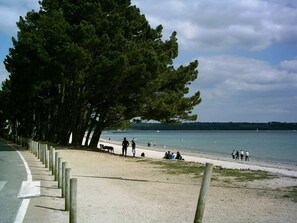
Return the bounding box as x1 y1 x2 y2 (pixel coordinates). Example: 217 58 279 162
128 122 297 131
0 0 201 147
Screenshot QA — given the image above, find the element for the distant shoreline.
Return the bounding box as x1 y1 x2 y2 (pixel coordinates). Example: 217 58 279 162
100 130 297 167
124 122 297 131
99 138 297 178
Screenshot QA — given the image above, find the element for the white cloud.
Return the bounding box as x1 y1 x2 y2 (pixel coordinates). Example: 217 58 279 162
279 58 297 72
2 0 296 52
198 55 296 95
0 0 40 36
134 0 297 51
0 63 9 84
190 55 297 122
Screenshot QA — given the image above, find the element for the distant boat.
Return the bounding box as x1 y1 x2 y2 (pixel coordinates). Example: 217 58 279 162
156 130 160 133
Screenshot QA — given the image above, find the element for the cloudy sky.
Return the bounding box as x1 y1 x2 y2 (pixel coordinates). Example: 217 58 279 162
0 0 297 122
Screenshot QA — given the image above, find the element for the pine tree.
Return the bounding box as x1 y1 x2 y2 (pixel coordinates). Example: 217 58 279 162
3 0 201 147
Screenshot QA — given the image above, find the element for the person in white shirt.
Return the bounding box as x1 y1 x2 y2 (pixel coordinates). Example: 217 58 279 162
245 151 249 161
240 150 244 160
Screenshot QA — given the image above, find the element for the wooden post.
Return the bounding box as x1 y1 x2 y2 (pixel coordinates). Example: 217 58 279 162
35 141 38 156
49 146 53 171
40 144 44 164
58 157 63 188
70 178 77 223
43 144 46 165
37 142 40 159
62 162 67 197
28 139 31 152
194 163 214 223
65 168 71 211
33 141 36 156
45 144 49 168
54 152 59 181
51 148 56 175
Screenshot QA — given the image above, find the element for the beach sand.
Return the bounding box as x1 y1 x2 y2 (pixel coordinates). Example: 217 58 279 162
39 139 297 223
100 139 297 177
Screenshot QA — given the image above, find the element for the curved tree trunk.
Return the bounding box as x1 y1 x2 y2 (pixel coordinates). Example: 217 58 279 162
84 113 98 146
89 124 103 148
89 108 108 148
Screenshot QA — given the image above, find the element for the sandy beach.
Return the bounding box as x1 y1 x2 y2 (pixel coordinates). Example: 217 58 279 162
46 139 296 223
22 139 297 223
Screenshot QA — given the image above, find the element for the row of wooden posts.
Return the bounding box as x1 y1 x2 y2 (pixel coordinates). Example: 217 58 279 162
28 140 77 223
7 134 213 223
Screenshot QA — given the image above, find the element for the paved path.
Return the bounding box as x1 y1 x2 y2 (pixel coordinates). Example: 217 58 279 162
0 140 30 223
20 148 68 223
0 139 67 223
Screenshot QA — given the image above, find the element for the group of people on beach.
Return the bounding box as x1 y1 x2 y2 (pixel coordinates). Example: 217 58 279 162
121 137 146 157
163 151 184 160
122 137 250 163
232 149 249 161
122 137 137 157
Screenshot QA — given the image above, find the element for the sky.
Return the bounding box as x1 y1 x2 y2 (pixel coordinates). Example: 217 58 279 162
0 0 297 123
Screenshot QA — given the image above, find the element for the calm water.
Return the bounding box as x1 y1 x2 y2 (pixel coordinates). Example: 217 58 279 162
101 130 297 165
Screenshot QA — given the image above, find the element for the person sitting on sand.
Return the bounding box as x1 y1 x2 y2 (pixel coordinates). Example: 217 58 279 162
176 151 184 160
165 151 172 159
171 152 176 159
163 152 168 159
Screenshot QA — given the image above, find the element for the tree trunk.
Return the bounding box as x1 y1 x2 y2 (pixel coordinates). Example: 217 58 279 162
84 111 98 146
71 110 79 146
89 124 103 148
55 112 71 144
84 121 95 146
54 83 72 144
70 86 89 147
70 103 82 147
89 109 108 148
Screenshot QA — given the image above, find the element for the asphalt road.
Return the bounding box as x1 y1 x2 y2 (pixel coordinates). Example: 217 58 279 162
0 140 27 223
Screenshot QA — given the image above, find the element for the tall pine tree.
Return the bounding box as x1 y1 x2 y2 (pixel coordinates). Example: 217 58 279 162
3 0 201 147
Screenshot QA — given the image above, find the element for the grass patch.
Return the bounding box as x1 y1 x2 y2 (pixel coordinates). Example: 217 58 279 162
137 159 205 177
214 167 275 182
283 186 297 202
137 159 275 182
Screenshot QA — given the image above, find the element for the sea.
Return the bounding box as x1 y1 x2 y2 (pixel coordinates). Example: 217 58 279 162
101 130 297 166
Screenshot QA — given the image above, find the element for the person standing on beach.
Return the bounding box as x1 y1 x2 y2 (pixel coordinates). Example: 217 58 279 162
131 138 136 157
235 150 239 160
122 137 129 156
231 150 236 159
240 150 244 160
245 151 249 161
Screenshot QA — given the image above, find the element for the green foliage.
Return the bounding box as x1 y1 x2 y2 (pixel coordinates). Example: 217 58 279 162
0 80 11 129
1 0 201 146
